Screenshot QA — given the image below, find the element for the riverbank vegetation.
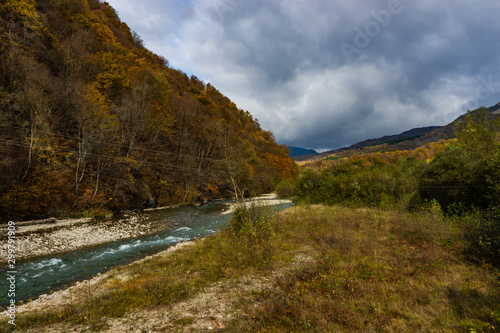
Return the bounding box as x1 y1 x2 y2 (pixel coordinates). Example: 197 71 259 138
0 0 297 222
1 1 499 331
290 107 500 268
1 203 498 332
2 109 499 332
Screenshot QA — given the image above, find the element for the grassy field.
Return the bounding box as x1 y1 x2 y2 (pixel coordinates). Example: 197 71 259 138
1 204 499 332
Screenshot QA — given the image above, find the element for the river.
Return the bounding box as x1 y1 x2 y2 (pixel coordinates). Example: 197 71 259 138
1 199 292 306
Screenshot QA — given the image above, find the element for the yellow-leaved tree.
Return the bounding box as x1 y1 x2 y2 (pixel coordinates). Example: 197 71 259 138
0 0 42 30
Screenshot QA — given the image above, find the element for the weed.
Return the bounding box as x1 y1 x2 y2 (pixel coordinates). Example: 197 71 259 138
2 204 499 332
225 205 500 333
173 316 195 326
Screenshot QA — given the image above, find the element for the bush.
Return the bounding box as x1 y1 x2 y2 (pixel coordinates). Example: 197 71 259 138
417 146 477 211
293 158 420 208
275 179 294 198
225 203 277 267
293 169 319 201
417 146 500 212
228 203 273 238
456 207 500 267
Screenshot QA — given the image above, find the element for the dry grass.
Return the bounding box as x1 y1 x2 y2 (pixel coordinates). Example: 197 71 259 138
224 205 500 332
1 204 499 332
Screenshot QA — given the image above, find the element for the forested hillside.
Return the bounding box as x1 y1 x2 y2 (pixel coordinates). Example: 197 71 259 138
0 0 298 221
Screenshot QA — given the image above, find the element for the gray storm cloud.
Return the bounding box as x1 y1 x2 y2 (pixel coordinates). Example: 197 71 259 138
106 0 500 150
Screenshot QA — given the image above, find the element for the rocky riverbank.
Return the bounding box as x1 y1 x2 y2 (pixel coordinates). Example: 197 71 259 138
0 241 196 318
0 194 290 263
0 210 173 263
221 196 294 215
0 239 313 332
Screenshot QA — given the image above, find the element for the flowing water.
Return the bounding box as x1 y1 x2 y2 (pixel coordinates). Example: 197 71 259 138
1 200 292 305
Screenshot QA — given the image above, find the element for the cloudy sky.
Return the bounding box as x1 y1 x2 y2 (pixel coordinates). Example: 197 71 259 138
106 0 500 151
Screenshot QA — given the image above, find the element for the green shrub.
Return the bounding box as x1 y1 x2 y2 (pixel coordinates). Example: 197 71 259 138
275 179 294 198
456 207 500 267
293 169 320 201
228 203 272 238
226 203 277 267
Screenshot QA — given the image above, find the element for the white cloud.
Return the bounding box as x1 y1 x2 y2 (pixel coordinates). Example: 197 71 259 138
106 0 500 150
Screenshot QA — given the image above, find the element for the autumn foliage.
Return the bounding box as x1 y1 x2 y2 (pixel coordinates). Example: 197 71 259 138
0 0 298 221
293 109 500 265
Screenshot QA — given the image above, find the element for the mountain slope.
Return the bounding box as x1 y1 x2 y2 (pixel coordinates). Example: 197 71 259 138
287 146 318 158
294 126 442 161
296 102 500 162
0 0 298 221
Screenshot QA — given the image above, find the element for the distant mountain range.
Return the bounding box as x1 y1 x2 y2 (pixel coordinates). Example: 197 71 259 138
294 102 500 162
287 146 318 158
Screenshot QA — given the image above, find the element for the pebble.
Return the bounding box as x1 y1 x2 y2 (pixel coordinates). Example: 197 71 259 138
0 216 164 263
0 240 195 319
